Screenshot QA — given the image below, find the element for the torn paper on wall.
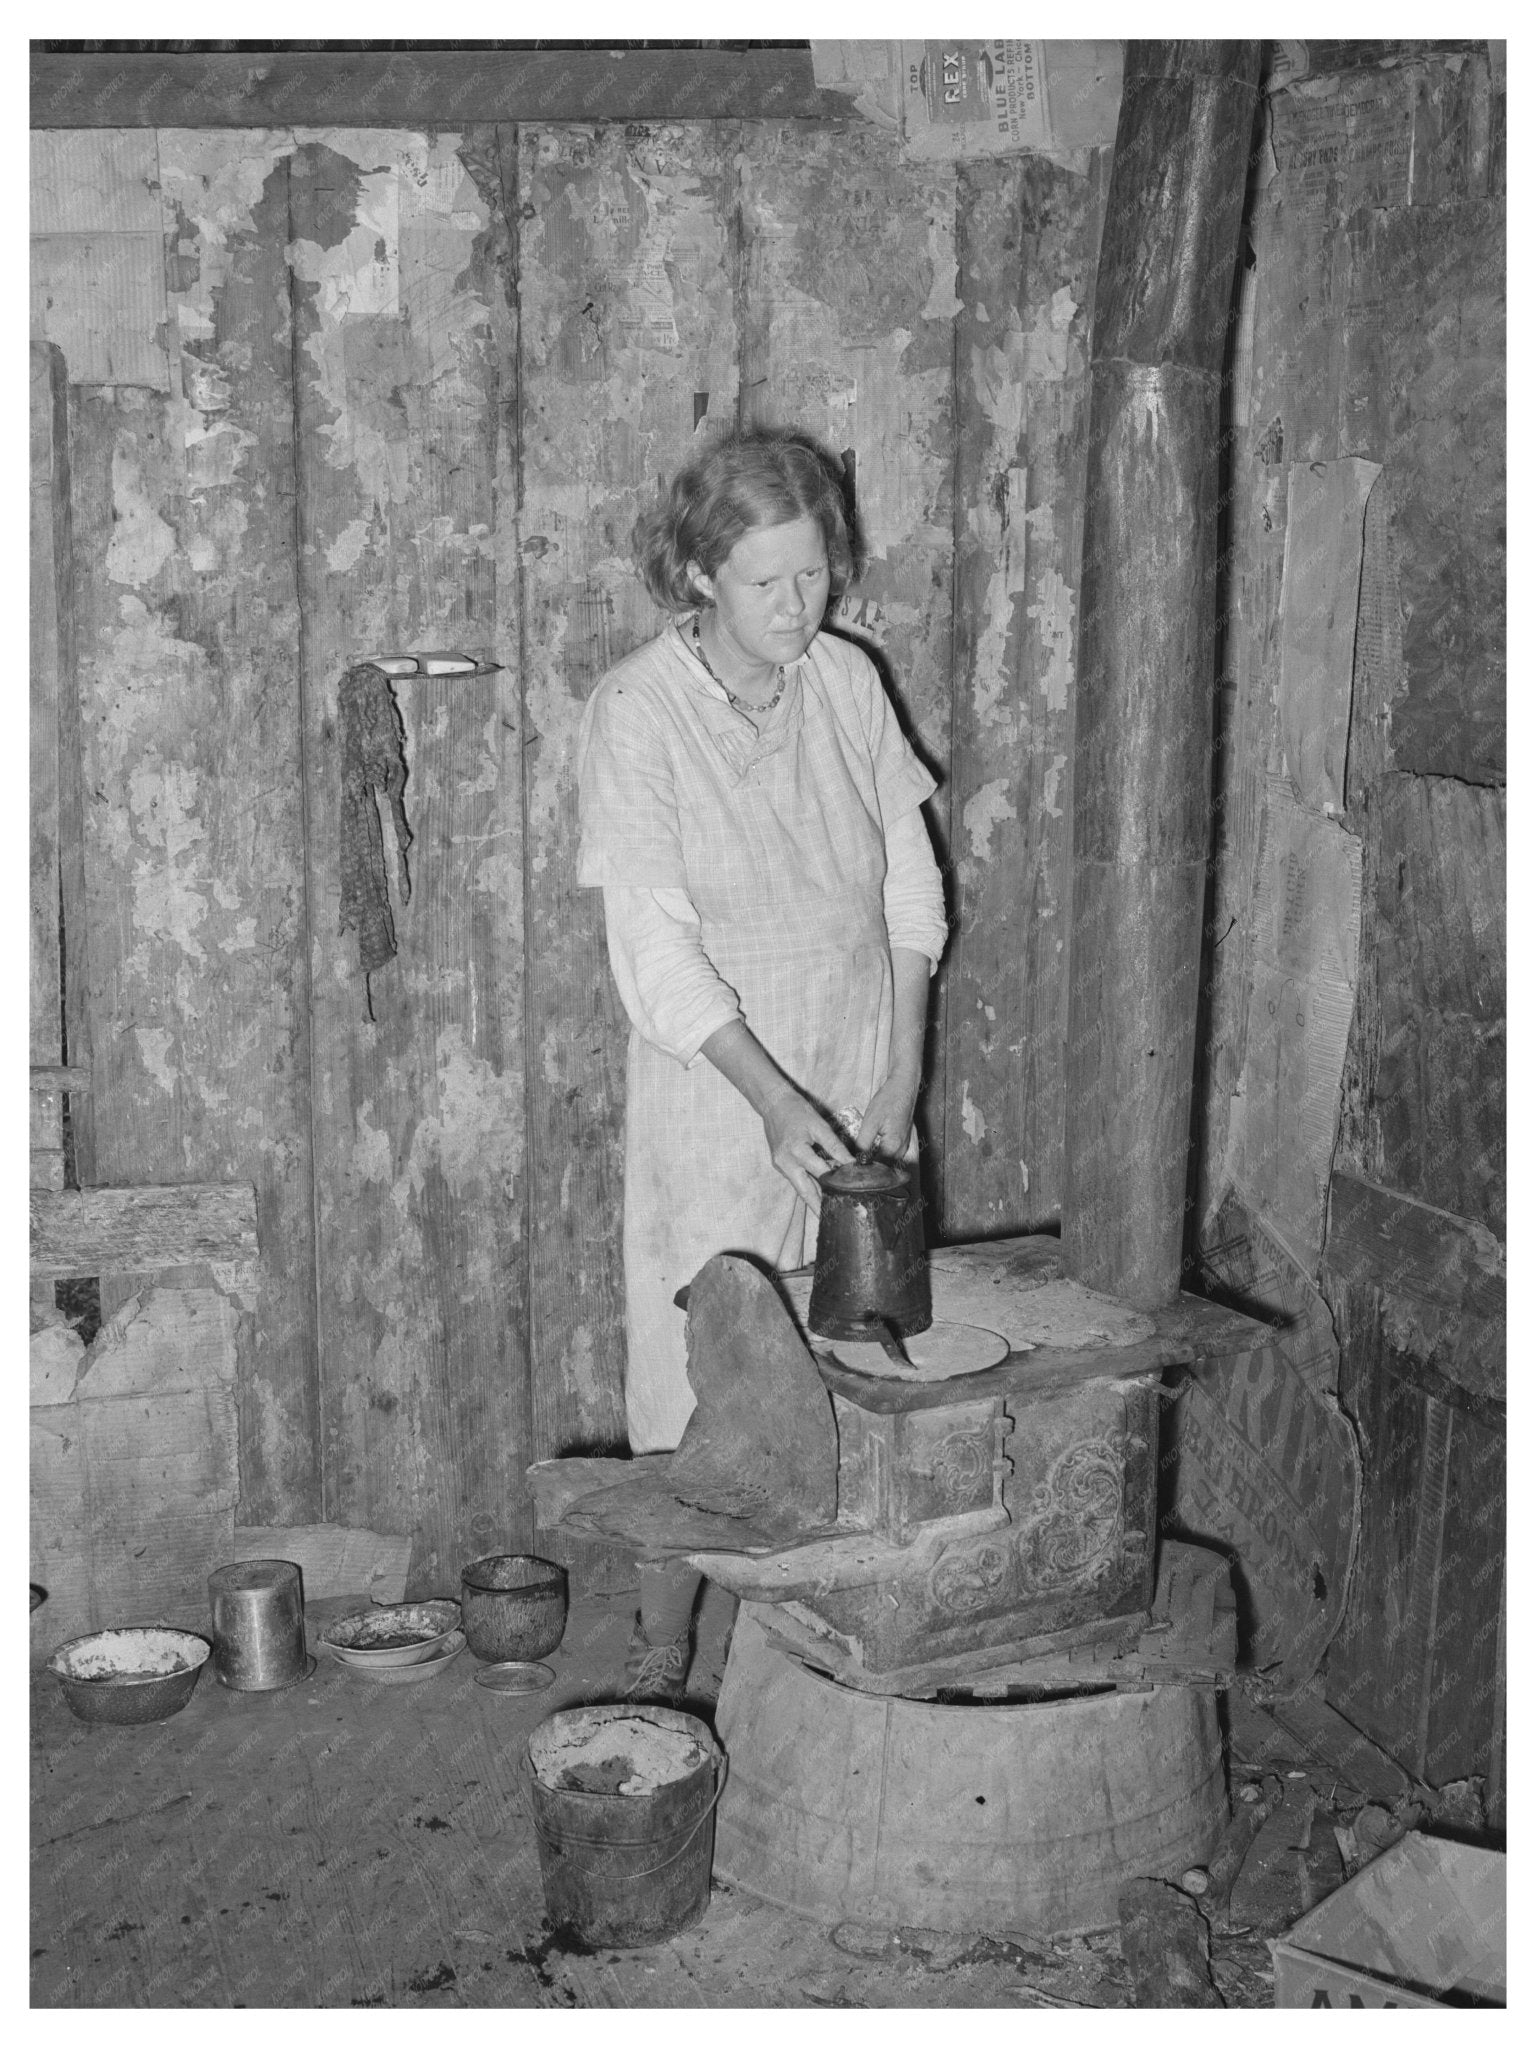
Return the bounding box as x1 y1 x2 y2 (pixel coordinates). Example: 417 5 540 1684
809 41 903 129
1277 459 1381 813
813 40 1122 162
902 41 1052 158
1222 779 1363 1275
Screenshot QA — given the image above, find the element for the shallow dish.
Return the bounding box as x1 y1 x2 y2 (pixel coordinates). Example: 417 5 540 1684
47 1627 211 1726
321 1600 461 1668
332 1630 466 1685
472 1659 556 1695
829 1318 1011 1382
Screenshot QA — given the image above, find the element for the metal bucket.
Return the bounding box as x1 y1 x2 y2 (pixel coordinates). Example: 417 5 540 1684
207 1559 309 1690
525 1705 725 1949
808 1160 931 1341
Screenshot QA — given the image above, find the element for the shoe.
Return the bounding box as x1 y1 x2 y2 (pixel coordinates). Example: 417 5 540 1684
620 1622 689 1706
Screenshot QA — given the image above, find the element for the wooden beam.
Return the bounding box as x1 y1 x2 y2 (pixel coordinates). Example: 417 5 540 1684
1061 41 1264 1306
31 1184 258 1278
29 47 847 128
30 1065 90 1093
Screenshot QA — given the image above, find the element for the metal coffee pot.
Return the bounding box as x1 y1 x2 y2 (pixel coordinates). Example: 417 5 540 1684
808 1160 932 1343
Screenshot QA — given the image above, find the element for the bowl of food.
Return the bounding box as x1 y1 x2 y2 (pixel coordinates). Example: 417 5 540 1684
460 1554 567 1663
46 1627 211 1726
321 1599 462 1669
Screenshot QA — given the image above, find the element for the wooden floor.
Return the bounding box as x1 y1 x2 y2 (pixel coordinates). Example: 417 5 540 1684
31 1588 1275 2010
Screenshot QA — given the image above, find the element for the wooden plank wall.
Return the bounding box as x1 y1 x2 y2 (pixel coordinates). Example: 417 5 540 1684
37 128 320 1519
737 122 961 1206
289 126 529 1584
33 112 1112 1585
946 154 1108 1236
29 343 68 1207
518 122 738 1460
1190 46 1505 1795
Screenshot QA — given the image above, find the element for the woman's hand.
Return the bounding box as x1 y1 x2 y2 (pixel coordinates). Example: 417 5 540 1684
700 1018 851 1210
856 1065 921 1162
761 1088 853 1211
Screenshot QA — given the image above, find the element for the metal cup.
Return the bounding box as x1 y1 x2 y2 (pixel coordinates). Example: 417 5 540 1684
207 1559 308 1690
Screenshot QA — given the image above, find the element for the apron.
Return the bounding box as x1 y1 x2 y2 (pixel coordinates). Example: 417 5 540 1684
581 624 930 1452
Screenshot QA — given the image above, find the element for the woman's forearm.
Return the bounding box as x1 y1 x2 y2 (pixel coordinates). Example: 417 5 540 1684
699 1018 800 1118
886 946 931 1085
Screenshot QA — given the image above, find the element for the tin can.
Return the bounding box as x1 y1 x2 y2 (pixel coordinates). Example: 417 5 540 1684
207 1558 309 1690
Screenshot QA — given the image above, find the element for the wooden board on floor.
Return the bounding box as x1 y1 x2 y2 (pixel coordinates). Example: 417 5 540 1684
31 1587 1162 2008
291 126 532 1582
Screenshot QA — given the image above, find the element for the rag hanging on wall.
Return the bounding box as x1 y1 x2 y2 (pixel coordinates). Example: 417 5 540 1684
337 652 503 1020
338 662 413 1021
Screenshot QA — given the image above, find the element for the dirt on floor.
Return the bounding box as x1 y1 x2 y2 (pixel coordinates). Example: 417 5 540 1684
32 1585 1297 2009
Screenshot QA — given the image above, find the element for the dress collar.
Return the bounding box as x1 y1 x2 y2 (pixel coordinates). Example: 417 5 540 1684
668 618 807 784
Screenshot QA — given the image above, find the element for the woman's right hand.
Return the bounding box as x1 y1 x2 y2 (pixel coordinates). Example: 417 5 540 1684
700 1019 853 1210
761 1088 853 1211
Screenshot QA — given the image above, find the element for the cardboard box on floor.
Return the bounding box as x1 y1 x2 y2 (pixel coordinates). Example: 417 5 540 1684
1271 1834 1505 2008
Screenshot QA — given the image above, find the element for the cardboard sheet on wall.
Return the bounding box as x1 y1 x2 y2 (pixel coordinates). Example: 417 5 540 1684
1222 782 1363 1275
1168 1336 1360 1687
1277 459 1381 813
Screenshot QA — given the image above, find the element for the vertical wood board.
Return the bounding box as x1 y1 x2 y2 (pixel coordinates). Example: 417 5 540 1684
735 121 960 1214
944 151 1107 1237
30 343 67 1202
63 128 318 1520
30 343 64 1069
518 122 740 1455
1368 773 1504 1236
1327 1282 1505 1785
291 127 530 1580
1371 208 1503 786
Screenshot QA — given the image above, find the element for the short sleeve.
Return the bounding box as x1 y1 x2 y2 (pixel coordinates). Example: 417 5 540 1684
576 677 691 890
845 643 937 826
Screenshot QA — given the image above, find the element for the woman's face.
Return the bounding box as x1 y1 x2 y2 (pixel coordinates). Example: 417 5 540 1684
690 517 831 677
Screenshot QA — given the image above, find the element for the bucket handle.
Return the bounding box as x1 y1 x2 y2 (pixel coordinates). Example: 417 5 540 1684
519 1750 729 1882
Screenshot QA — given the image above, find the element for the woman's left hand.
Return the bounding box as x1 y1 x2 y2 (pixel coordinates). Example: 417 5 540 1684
856 1068 921 1162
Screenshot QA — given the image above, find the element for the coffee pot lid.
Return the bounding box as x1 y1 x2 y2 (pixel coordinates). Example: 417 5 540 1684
818 1160 910 1194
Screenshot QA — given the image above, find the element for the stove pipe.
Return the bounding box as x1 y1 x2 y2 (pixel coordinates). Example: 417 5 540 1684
1061 40 1263 1308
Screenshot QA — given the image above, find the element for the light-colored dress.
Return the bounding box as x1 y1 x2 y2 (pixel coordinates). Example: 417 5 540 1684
577 620 943 1452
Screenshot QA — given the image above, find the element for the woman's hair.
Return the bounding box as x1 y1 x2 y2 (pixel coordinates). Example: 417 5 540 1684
633 426 859 612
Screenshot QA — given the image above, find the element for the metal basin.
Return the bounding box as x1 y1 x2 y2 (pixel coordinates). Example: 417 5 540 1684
46 1627 211 1727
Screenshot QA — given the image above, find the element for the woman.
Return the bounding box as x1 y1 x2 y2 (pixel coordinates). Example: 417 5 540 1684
576 426 948 1699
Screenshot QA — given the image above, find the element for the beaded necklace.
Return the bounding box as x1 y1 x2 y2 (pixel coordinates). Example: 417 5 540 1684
691 615 785 718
